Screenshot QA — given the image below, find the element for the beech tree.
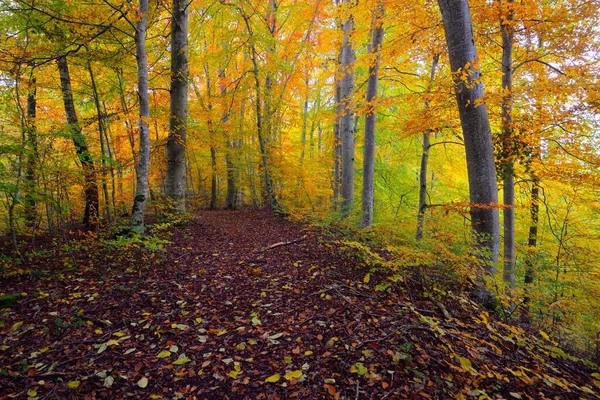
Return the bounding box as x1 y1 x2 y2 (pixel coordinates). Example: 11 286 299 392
165 0 189 213
131 0 151 228
360 0 384 228
437 0 500 291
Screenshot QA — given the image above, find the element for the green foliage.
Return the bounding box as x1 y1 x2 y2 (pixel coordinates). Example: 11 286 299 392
105 233 170 253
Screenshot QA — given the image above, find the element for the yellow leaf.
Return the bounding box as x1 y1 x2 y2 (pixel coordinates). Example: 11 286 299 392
66 380 80 389
363 273 371 283
137 377 149 388
157 350 171 358
173 355 191 365
265 373 281 383
539 330 550 341
284 370 303 381
27 389 37 397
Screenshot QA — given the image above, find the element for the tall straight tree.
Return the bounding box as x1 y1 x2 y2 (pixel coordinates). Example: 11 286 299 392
57 55 99 230
131 0 151 227
361 0 384 228
338 0 356 218
165 0 189 213
416 53 440 240
24 69 38 227
500 0 516 292
437 0 500 299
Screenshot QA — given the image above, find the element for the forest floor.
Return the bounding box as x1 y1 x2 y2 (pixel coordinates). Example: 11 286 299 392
0 210 599 399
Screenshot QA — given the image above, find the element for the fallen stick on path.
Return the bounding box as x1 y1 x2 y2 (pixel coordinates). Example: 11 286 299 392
259 235 307 252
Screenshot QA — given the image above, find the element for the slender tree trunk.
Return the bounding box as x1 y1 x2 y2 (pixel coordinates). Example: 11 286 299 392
221 69 239 210
24 72 38 227
116 69 138 171
361 1 384 228
416 54 440 240
523 176 539 320
87 60 112 224
165 0 189 213
240 12 279 211
332 69 342 209
131 0 151 228
437 0 500 304
57 55 99 230
339 0 356 218
102 102 117 211
204 63 218 210
500 0 516 294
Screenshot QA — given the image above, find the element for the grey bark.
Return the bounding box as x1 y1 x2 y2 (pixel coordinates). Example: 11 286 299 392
57 55 99 230
221 69 239 210
500 0 516 291
361 1 384 228
437 0 500 299
523 176 539 320
24 72 38 227
339 0 356 218
165 0 189 213
332 67 342 209
87 60 112 224
416 54 440 240
131 0 151 227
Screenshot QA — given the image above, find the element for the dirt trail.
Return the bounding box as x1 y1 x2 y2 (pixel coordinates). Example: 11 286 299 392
0 211 597 399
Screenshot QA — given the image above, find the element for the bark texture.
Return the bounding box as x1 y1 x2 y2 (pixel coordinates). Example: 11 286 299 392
131 0 151 227
57 55 99 230
500 0 516 291
165 0 189 213
360 1 384 228
24 72 38 227
339 0 356 218
437 0 500 297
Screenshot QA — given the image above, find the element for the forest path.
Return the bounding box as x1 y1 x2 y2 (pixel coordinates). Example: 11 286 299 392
0 210 598 399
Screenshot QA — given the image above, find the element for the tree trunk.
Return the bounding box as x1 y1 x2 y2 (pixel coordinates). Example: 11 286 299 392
220 69 239 210
165 0 189 213
87 60 112 224
523 176 539 320
332 68 342 209
57 55 99 230
437 0 500 302
131 0 151 228
500 0 516 294
416 54 440 240
339 0 356 218
24 72 38 227
361 1 384 228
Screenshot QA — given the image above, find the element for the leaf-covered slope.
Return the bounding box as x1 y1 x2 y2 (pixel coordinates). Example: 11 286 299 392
0 210 598 399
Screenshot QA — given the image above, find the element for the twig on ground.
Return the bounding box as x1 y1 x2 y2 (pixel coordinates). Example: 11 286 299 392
259 235 307 252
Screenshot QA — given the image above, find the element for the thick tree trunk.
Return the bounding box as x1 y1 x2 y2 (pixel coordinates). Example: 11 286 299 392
416 54 440 240
24 73 38 227
500 0 516 293
361 1 384 228
339 0 356 218
165 0 189 213
57 55 99 230
131 0 151 228
88 60 112 224
437 0 500 301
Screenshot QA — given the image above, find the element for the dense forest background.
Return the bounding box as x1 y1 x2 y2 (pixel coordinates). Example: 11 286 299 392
1 0 600 362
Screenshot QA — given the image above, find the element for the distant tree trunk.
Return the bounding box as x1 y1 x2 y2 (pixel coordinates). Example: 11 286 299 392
339 0 356 218
361 1 384 228
204 62 218 210
131 0 151 228
500 0 516 294
165 0 189 213
416 54 440 240
57 55 99 230
220 69 239 210
102 101 117 211
437 0 500 303
523 176 539 319
240 11 279 211
87 60 112 224
332 68 342 209
116 68 138 171
24 71 38 227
